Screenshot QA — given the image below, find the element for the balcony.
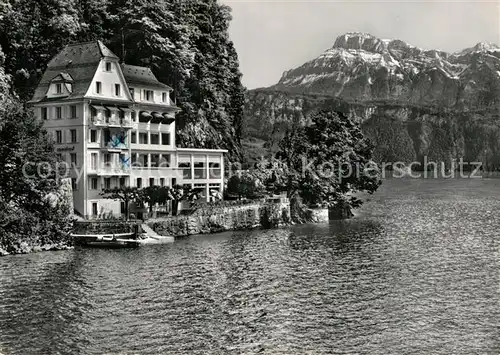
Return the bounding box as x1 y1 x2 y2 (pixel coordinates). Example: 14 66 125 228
91 116 132 128
97 166 131 176
102 139 128 152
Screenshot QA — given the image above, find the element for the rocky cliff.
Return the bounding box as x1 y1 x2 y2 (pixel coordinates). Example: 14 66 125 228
272 32 500 109
243 33 500 167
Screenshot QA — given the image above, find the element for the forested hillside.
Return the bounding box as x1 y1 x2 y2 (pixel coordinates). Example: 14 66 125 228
0 0 245 160
243 33 500 168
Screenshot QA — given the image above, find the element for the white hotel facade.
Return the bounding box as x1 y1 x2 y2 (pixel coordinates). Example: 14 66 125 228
29 41 226 219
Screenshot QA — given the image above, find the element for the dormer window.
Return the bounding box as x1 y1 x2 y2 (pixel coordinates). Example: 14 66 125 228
56 83 62 94
162 92 167 103
96 81 102 94
115 84 121 96
105 62 112 72
145 90 154 101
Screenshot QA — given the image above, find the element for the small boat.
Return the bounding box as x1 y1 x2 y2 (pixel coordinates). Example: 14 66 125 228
71 232 141 248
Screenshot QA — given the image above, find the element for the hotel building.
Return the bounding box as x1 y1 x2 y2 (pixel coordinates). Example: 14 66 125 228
29 41 226 218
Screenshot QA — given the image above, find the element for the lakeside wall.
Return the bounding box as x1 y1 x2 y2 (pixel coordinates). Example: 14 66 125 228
148 199 291 237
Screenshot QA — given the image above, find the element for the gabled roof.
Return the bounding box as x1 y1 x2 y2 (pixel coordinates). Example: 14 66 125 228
121 64 173 90
29 41 118 103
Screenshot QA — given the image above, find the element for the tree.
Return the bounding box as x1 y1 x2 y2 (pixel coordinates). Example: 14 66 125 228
0 0 245 160
0 56 73 252
168 184 196 216
139 185 171 216
258 109 381 216
100 186 142 220
226 172 265 200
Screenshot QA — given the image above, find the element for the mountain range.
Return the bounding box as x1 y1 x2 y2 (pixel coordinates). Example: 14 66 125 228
243 32 500 168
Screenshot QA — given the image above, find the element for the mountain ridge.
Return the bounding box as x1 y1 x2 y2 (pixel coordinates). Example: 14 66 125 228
242 32 500 167
271 32 500 110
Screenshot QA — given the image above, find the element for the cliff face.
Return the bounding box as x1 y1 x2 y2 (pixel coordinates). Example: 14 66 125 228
243 33 500 167
244 89 500 168
272 32 500 109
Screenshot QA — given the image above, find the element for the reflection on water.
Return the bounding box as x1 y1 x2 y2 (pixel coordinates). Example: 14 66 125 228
0 178 499 354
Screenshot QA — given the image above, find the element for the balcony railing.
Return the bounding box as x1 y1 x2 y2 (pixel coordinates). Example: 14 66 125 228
103 140 128 151
97 166 131 176
91 116 132 128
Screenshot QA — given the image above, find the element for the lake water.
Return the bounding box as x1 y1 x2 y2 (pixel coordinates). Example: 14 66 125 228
0 178 499 354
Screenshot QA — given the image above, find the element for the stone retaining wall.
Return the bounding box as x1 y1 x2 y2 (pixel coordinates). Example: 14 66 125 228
148 201 290 237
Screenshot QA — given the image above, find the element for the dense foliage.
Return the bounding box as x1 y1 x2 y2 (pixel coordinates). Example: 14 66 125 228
256 109 381 214
0 0 245 160
225 173 265 200
0 53 73 254
101 184 197 218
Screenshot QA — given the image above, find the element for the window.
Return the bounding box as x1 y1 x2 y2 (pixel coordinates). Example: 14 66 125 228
103 129 111 144
90 153 97 170
131 132 137 144
151 154 160 167
56 83 62 94
103 153 111 165
90 130 97 143
162 92 167 103
71 178 77 191
115 84 121 96
139 132 148 144
172 178 177 187
92 202 98 216
145 90 154 101
105 62 112 72
179 162 191 179
90 177 98 190
70 153 77 167
56 130 62 144
131 111 136 122
104 178 111 189
193 183 207 199
149 178 155 187
160 154 170 168
150 133 159 145
161 133 170 145
209 162 221 179
194 161 206 179
141 154 149 167
70 129 77 143
56 106 62 119
160 178 165 187
96 81 102 94
129 88 135 98
70 105 77 119
136 178 142 188
119 177 126 187
56 153 63 161
41 107 48 120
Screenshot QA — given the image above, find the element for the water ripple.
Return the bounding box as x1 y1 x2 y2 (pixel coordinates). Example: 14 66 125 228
0 178 499 354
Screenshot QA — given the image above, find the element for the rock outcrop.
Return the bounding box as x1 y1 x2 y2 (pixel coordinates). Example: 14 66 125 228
243 33 500 167
271 32 500 109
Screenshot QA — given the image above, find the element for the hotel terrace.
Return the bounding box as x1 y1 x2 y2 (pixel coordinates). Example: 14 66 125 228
29 40 226 219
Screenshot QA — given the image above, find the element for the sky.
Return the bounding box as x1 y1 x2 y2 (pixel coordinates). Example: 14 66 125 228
221 0 500 89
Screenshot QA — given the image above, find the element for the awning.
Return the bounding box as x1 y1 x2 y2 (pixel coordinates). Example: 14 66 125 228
105 106 121 111
162 113 175 124
139 111 152 123
151 112 163 123
91 105 107 111
119 107 134 112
